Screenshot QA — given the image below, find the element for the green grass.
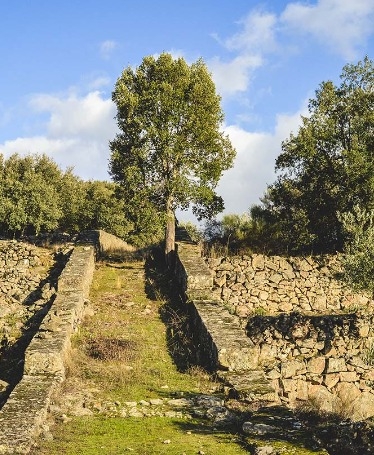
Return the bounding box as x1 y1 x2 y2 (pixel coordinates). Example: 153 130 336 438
31 256 250 455
35 416 248 455
30 253 329 455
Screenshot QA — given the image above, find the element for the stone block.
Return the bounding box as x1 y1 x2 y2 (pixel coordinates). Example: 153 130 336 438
326 357 347 373
281 360 306 378
351 392 374 420
323 373 340 389
335 382 361 404
307 357 326 375
339 371 359 382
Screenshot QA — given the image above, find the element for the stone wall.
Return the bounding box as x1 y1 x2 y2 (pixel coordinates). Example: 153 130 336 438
0 241 63 352
175 237 374 420
207 254 371 317
0 243 95 454
246 312 374 420
174 229 276 402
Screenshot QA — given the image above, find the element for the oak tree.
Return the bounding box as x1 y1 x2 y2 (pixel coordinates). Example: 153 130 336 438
253 57 374 254
109 53 236 259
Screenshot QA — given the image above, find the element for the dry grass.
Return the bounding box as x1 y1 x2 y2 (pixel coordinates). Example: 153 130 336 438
85 337 138 362
98 230 137 260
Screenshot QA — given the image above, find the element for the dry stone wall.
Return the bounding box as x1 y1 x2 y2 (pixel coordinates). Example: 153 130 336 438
0 243 95 454
207 254 371 317
246 312 374 420
174 239 374 421
0 241 59 350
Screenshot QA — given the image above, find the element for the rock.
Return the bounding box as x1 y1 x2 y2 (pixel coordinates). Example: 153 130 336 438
335 382 361 405
307 357 326 375
0 380 9 392
167 398 192 407
149 398 164 406
323 373 340 389
281 360 306 378
351 391 374 420
254 446 276 455
325 358 347 374
308 384 338 413
242 422 278 436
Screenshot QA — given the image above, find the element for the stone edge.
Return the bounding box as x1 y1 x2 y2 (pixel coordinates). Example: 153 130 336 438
0 245 95 454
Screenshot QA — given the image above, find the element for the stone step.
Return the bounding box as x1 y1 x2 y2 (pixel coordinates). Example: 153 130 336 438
217 370 279 403
191 301 260 371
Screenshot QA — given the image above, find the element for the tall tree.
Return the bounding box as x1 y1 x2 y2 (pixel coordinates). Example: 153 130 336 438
109 53 236 260
254 57 374 254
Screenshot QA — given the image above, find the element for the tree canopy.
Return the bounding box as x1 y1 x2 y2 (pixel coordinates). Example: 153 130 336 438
252 57 374 254
0 153 129 239
109 53 236 258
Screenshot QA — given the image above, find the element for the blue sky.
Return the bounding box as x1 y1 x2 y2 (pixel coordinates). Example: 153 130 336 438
1 0 374 221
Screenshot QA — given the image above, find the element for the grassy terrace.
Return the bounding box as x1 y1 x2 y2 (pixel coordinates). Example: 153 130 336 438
30 250 328 455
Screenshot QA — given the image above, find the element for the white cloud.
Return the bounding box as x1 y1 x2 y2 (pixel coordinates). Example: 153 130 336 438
99 40 118 59
226 9 278 54
210 0 374 101
209 9 277 98
0 91 118 181
217 104 307 215
29 91 116 140
281 0 374 60
87 76 112 91
209 54 262 96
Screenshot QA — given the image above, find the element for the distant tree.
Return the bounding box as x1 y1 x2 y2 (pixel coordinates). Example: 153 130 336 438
339 206 374 297
0 154 62 236
57 169 86 234
109 53 236 261
203 213 253 254
80 181 132 239
253 57 374 254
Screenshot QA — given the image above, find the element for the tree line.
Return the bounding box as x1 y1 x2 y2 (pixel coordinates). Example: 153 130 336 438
208 57 374 257
0 153 135 241
3 54 374 295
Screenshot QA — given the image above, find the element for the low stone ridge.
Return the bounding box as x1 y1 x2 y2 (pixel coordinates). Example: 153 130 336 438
0 244 95 454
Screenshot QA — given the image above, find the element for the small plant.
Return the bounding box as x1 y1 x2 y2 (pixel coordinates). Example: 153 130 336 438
223 301 236 315
251 306 267 316
362 342 374 366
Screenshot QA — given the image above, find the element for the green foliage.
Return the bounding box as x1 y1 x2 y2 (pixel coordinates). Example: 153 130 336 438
204 213 253 254
339 205 374 297
79 180 132 239
109 52 236 252
0 153 62 236
178 221 203 243
255 57 374 254
0 153 132 241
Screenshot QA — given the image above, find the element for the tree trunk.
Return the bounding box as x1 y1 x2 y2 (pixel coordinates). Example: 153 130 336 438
165 202 175 268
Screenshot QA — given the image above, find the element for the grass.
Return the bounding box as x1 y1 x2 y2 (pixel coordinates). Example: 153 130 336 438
30 252 250 455
30 248 330 455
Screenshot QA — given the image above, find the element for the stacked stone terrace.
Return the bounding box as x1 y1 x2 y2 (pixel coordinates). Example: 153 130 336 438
207 254 370 317
205 253 374 419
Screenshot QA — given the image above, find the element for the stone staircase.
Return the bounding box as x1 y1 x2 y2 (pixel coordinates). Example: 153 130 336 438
175 228 278 405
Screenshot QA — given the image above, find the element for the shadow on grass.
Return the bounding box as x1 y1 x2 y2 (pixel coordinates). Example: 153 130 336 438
144 246 198 373
142 246 350 454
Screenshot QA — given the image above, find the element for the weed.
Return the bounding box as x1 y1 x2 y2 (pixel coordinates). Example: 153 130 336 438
362 342 374 366
250 306 267 316
85 337 138 361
